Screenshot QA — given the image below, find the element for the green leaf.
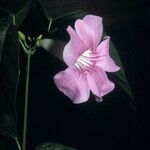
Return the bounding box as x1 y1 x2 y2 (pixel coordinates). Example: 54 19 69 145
109 40 136 112
50 10 87 40
19 0 51 37
53 10 87 22
34 0 49 23
36 142 77 150
0 0 32 62
15 0 32 27
0 8 12 62
32 0 51 34
0 25 20 149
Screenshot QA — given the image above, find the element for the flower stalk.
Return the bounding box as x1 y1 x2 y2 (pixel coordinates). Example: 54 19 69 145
47 18 53 32
22 51 31 150
12 14 16 26
18 31 40 150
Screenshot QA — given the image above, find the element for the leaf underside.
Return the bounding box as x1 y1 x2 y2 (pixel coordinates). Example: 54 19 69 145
36 142 77 150
0 25 20 146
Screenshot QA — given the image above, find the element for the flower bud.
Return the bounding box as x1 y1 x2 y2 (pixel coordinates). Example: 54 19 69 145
18 31 26 41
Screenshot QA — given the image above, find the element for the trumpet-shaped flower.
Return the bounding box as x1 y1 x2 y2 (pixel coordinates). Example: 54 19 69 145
54 15 120 104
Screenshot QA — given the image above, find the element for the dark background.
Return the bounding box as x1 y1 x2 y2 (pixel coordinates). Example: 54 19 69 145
0 0 150 150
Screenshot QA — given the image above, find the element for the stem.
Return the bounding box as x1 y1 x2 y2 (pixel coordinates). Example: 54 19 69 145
15 137 21 150
12 14 16 26
47 18 52 32
22 53 31 150
19 39 28 53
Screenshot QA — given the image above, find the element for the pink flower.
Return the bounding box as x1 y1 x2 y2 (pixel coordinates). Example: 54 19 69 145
54 15 120 104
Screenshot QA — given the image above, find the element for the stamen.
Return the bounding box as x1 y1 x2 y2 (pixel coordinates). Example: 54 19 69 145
75 49 96 71
74 49 108 71
78 57 94 66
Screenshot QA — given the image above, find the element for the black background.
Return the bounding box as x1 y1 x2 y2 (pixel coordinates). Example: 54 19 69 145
0 0 150 150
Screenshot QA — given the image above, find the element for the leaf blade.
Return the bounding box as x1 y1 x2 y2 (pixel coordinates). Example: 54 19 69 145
0 9 12 62
0 25 20 148
109 40 136 112
15 0 32 27
36 142 78 150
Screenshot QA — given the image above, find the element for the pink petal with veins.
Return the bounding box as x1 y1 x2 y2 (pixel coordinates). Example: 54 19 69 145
63 26 85 66
54 66 90 104
53 14 120 103
86 66 115 97
75 15 103 48
83 15 103 47
96 36 120 72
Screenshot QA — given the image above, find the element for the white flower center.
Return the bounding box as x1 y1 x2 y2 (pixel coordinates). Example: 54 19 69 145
75 49 97 71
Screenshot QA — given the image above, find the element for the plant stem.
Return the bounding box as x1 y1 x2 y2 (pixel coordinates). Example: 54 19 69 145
12 14 16 26
47 18 52 32
15 137 21 150
22 53 31 150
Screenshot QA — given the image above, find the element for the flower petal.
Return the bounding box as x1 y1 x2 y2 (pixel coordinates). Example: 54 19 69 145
96 36 120 72
63 26 85 66
86 66 115 98
54 67 90 103
75 15 103 48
